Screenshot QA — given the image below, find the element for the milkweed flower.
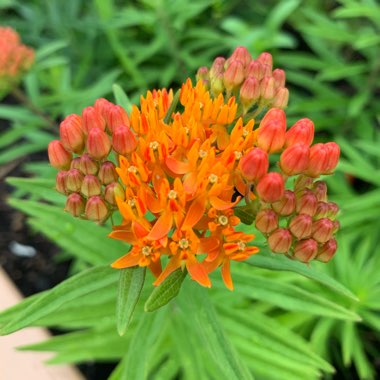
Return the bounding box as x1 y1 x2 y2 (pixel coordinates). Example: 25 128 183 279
0 26 34 98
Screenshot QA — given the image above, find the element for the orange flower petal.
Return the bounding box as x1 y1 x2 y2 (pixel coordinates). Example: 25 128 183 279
182 195 206 229
186 259 211 288
165 156 190 175
153 254 182 286
221 260 234 290
209 195 241 210
147 211 173 240
111 252 141 269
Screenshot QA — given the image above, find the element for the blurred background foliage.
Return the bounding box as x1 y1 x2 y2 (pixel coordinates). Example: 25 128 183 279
1 0 380 379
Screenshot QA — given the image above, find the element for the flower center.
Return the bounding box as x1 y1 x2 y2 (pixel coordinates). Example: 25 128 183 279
128 165 138 173
208 174 218 184
234 151 242 159
237 241 246 251
218 215 228 226
242 129 249 137
168 190 177 200
142 246 152 256
149 141 159 150
179 238 189 249
199 150 207 158
128 199 135 207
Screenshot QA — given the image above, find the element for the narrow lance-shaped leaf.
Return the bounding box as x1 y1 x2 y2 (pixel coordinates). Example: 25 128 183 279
112 83 133 113
145 268 187 312
116 266 146 336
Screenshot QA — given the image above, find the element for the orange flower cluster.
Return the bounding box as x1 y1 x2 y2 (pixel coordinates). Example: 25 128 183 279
48 98 136 222
0 26 34 98
110 80 259 289
197 46 288 115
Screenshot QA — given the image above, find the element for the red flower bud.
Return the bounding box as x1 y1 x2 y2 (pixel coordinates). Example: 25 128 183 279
224 59 245 91
260 76 275 100
315 202 330 219
230 46 252 67
104 182 125 205
316 239 337 263
257 52 273 70
272 69 286 89
210 57 226 78
272 88 289 109
307 143 330 177
272 190 296 216
246 60 264 80
85 195 109 222
312 218 334 243
257 108 286 153
81 175 101 197
59 114 84 153
268 228 292 253
313 181 327 202
324 142 340 173
196 66 209 85
239 148 269 182
327 202 339 219
65 193 85 217
280 144 310 176
48 140 72 170
256 172 285 203
70 157 81 171
87 127 111 160
285 118 314 148
98 161 118 185
210 73 225 96
112 125 137 155
333 220 340 233
293 239 318 263
94 98 113 118
107 105 130 133
55 171 68 194
239 77 260 109
289 214 313 239
296 189 318 216
66 168 84 193
79 153 99 175
294 175 313 193
255 209 278 233
82 106 106 134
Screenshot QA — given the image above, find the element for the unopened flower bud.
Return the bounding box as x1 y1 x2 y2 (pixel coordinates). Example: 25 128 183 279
112 125 137 155
272 69 286 89
210 73 225 96
66 168 84 193
333 220 340 233
289 214 313 239
257 52 273 70
285 118 314 147
107 105 130 133
268 228 292 253
196 66 209 85
70 157 81 171
81 175 101 197
313 181 327 202
260 76 275 100
257 108 286 153
94 98 112 118
324 142 340 173
230 46 252 67
104 182 125 205
87 127 111 160
210 57 226 78
307 143 330 177
280 144 310 176
246 60 264 80
56 171 68 194
98 161 118 185
312 218 334 243
239 148 269 182
293 239 318 263
261 64 272 78
327 202 339 219
65 193 85 217
223 59 245 91
296 189 318 216
256 172 285 203
79 153 99 175
316 239 337 263
82 106 106 134
294 175 313 193
48 140 72 170
239 77 260 109
315 202 330 219
85 195 109 222
59 114 84 153
272 190 296 216
272 88 289 108
255 209 278 233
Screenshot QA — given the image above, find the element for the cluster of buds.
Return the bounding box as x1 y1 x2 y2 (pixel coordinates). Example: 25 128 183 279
0 26 34 98
48 97 143 222
196 46 288 115
239 108 340 263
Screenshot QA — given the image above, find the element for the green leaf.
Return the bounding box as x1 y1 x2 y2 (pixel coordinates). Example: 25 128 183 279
112 83 133 113
116 266 146 336
245 254 358 301
164 89 180 124
234 205 255 225
144 268 186 312
0 266 117 335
